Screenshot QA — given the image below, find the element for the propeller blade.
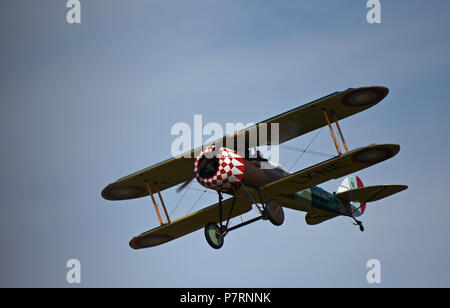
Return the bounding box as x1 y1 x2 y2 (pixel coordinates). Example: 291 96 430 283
176 175 195 193
176 155 213 193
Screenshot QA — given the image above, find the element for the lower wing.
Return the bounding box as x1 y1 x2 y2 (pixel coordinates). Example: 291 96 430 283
129 196 252 249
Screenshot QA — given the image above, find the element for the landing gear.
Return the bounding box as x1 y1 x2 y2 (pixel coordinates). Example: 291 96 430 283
204 223 225 249
204 184 283 249
204 217 265 249
203 191 232 249
263 199 285 226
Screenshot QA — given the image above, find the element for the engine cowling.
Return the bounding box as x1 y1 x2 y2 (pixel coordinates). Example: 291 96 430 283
194 146 245 192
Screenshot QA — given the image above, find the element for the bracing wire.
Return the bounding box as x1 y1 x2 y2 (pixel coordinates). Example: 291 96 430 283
170 180 193 217
186 190 207 216
281 145 334 159
186 186 217 195
287 127 325 171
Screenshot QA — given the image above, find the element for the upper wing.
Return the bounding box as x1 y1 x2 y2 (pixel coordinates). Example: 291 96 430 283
335 185 408 203
259 144 400 198
206 86 388 149
129 196 252 249
102 86 388 201
101 156 195 201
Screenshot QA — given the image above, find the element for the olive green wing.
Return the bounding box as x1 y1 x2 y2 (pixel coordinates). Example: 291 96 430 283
101 86 388 201
260 144 400 198
129 196 252 249
101 156 195 201
212 86 388 149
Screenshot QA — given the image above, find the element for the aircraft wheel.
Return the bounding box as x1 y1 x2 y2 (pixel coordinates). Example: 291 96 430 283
264 199 285 226
204 223 225 249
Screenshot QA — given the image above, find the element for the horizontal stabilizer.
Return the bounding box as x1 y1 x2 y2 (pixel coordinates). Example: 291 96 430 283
336 184 407 203
305 209 338 225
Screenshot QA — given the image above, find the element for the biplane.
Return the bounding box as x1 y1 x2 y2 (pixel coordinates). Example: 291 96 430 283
101 86 407 249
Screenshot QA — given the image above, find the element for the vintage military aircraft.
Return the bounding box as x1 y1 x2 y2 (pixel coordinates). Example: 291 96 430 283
101 86 407 249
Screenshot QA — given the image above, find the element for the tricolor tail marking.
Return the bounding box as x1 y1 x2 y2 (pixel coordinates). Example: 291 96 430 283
338 175 366 217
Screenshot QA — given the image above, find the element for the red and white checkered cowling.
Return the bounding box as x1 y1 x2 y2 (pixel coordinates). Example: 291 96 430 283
194 146 245 191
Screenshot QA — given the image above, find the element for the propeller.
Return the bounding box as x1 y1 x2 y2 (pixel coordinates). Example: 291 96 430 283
175 174 195 193
176 151 218 193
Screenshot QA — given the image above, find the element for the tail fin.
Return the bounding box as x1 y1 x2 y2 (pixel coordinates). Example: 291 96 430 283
337 175 366 217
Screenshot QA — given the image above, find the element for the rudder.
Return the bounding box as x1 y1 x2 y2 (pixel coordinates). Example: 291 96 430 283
338 175 366 217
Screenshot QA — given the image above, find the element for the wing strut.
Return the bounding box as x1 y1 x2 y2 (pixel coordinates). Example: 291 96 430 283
331 111 349 153
155 182 171 224
144 180 171 225
323 109 342 155
323 109 351 155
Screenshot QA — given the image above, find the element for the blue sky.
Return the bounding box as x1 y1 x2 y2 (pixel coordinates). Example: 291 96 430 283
1 0 449 287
